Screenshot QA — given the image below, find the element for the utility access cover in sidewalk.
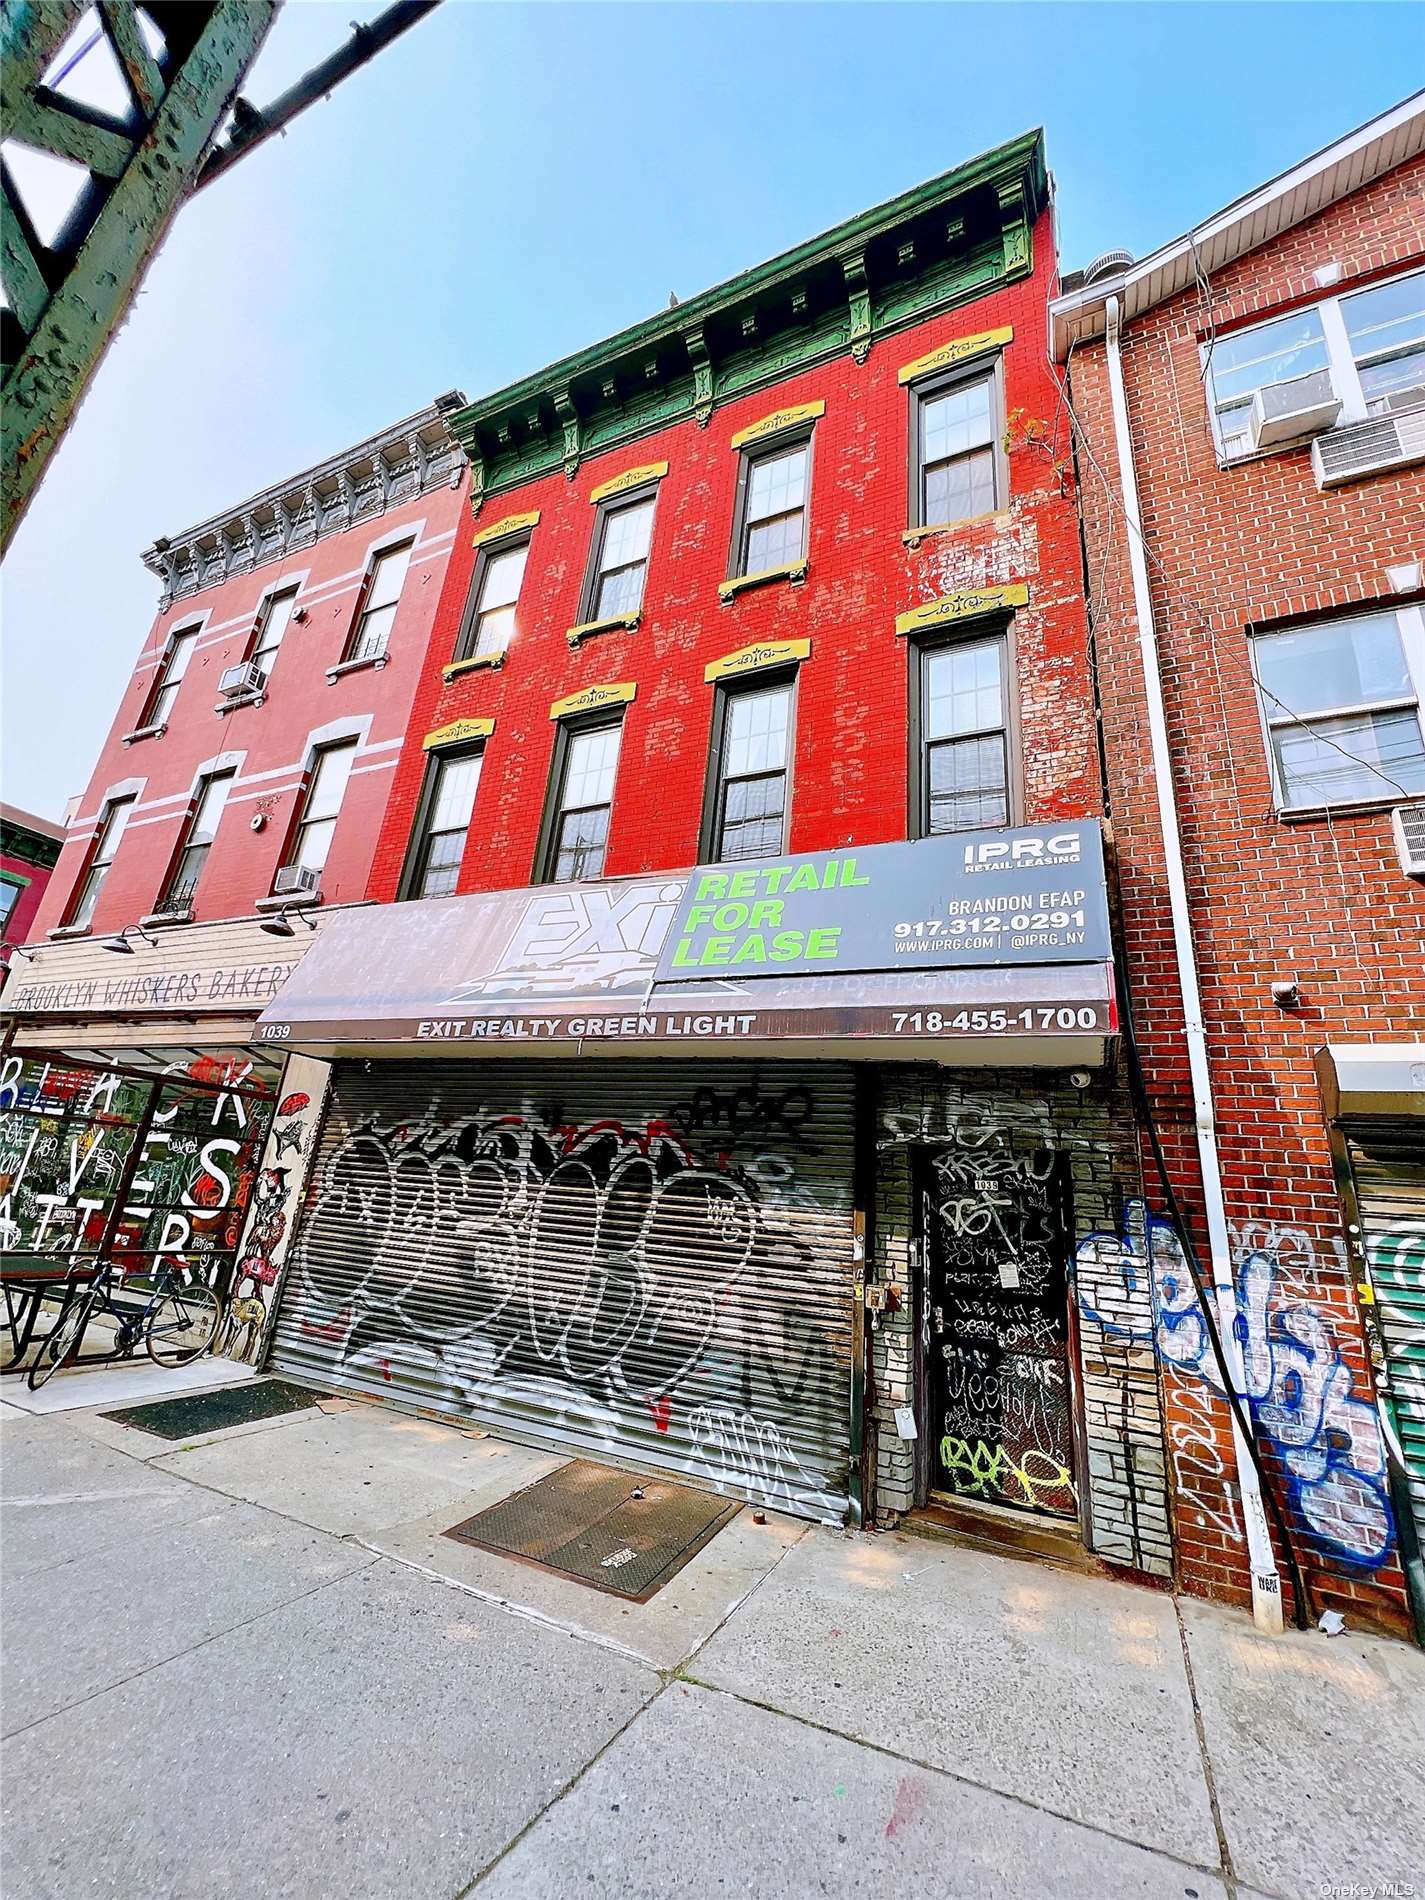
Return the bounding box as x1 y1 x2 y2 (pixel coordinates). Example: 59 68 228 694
444 1460 741 1601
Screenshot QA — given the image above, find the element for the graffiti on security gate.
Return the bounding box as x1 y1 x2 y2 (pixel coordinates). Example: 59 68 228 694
279 1088 850 1519
1075 1202 1394 1569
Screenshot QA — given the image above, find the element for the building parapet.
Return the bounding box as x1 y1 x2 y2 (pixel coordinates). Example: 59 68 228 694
141 400 467 606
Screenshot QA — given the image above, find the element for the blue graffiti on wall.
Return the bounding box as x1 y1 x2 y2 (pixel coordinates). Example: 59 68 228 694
1075 1201 1393 1570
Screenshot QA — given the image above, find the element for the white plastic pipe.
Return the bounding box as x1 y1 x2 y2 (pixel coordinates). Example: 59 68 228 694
1102 296 1284 1634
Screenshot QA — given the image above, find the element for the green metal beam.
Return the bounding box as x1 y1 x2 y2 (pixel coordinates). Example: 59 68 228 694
2 0 276 555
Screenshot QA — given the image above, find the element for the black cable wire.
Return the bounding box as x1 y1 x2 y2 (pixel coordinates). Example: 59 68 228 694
1111 937 1314 1630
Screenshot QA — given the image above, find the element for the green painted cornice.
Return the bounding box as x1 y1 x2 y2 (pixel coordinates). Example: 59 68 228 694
447 129 1047 508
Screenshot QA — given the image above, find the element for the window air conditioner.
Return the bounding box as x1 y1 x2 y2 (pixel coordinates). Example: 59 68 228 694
1313 405 1425 488
217 659 266 700
273 863 320 897
1391 802 1425 879
1246 370 1340 452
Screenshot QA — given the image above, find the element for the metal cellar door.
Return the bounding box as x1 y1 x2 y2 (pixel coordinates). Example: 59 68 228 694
268 1059 857 1523
1348 1125 1425 1559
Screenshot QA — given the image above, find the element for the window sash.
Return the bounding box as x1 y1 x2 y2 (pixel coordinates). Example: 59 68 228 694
461 539 528 660
916 635 1012 837
252 589 298 676
735 441 809 575
1251 604 1425 809
1206 266 1425 455
68 797 133 926
291 743 357 875
717 769 787 861
160 774 232 910
146 630 198 727
410 750 481 899
545 720 622 883
349 544 412 661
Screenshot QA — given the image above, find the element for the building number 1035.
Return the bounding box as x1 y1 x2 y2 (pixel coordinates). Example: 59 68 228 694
894 909 1088 937
892 1006 1102 1033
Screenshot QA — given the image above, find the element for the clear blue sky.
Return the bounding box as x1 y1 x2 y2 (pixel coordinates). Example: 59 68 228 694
2 1 1417 819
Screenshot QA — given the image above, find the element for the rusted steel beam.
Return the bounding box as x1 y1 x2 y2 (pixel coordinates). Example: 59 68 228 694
1 1 276 555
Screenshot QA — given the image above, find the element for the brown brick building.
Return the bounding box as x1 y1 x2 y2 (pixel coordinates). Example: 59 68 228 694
1054 93 1425 1640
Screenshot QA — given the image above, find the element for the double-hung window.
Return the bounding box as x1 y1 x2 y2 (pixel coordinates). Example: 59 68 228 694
706 678 793 862
66 795 134 928
458 537 528 664
251 587 298 685
582 492 654 624
402 747 483 900
346 542 412 665
288 740 358 879
912 633 1014 836
911 367 1001 527
143 627 199 730
732 437 810 578
159 771 233 914
541 718 623 883
1205 266 1425 459
1250 606 1425 812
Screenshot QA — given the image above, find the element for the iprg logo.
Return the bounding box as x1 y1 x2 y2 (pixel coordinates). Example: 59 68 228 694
962 831 1083 872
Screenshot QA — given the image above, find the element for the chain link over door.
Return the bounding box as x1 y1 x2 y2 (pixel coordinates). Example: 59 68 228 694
269 1059 857 1522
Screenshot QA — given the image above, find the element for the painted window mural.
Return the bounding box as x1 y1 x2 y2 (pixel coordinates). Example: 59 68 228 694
0 1052 274 1295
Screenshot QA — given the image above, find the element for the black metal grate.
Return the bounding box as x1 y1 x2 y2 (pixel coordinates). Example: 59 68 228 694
444 1460 742 1600
102 1379 324 1439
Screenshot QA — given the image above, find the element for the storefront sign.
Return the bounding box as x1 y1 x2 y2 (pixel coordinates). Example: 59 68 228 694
897 326 1012 385
705 639 811 684
730 400 825 451
896 583 1028 635
0 914 322 1025
589 461 668 503
549 681 637 720
423 717 495 750
255 824 1115 1051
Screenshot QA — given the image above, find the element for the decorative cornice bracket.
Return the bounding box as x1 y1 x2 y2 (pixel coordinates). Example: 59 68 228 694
839 248 872 364
684 323 715 427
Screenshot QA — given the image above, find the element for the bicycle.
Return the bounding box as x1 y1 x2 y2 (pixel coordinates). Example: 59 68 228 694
27 1256 222 1391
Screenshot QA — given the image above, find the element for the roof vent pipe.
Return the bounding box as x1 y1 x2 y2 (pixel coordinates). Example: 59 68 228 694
1083 248 1134 284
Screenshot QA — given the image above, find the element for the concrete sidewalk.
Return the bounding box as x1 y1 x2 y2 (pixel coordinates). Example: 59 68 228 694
2 1382 1421 1900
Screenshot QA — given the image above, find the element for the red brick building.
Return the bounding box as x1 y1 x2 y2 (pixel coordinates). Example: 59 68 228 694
245 131 1178 1585
0 802 63 984
1054 94 1425 1640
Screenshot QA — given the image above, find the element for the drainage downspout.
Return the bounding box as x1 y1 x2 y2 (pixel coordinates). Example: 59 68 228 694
1102 294 1285 1634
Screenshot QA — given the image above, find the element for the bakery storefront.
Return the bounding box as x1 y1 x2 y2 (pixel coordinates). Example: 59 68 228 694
0 916 334 1358
252 824 1169 1569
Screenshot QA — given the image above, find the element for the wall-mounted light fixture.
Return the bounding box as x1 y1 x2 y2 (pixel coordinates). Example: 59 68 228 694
100 925 158 955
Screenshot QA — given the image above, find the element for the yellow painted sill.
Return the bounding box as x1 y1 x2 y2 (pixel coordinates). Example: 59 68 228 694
566 611 641 648
442 652 506 682
902 510 1012 548
718 560 809 602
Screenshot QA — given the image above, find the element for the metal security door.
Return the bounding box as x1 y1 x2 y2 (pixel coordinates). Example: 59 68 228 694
269 1059 856 1523
920 1143 1077 1519
1348 1125 1425 1560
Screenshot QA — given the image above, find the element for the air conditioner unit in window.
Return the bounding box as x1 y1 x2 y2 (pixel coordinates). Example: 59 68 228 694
1391 802 1425 879
1376 383 1425 417
1246 370 1340 452
216 659 266 701
1313 405 1425 487
273 863 320 897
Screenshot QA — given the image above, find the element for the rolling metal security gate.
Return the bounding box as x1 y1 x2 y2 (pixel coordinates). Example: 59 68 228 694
269 1059 857 1522
1348 1127 1425 1555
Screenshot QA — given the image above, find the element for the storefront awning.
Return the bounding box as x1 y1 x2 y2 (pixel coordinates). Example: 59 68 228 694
255 824 1118 1067
1315 1043 1425 1119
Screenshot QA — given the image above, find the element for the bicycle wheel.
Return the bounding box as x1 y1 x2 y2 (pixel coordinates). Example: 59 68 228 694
146 1281 221 1366
27 1288 96 1391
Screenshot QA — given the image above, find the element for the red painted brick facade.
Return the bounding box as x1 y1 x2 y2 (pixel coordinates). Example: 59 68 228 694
30 483 468 943
1067 151 1425 1636
370 213 1097 912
